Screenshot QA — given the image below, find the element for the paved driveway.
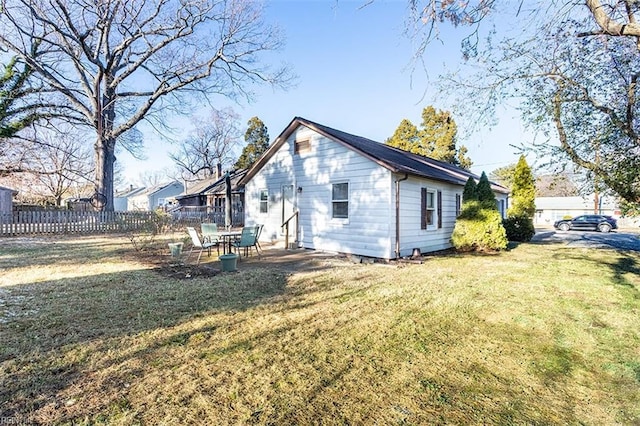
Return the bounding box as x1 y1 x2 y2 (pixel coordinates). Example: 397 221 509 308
532 228 640 251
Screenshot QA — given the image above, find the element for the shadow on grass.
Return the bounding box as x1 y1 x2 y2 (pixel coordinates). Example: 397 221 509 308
610 256 640 292
1 268 289 361
547 249 640 299
0 238 370 421
0 265 290 419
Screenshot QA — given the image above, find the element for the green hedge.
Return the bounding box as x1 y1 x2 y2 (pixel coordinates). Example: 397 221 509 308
503 215 535 242
451 201 508 252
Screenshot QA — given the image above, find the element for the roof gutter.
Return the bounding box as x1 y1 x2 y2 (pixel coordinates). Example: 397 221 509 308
395 173 409 259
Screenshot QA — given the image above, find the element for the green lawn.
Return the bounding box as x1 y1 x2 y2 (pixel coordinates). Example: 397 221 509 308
1 235 639 424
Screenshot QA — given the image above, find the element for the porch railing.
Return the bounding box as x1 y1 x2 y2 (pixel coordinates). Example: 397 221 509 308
281 211 299 250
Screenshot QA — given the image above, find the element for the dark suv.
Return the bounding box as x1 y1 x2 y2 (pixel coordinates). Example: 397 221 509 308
553 215 618 233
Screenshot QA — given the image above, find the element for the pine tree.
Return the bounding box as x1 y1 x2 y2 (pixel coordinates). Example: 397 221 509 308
508 155 536 217
1 56 40 139
235 117 269 170
476 171 497 209
420 106 458 164
385 119 419 153
386 106 472 169
462 176 478 202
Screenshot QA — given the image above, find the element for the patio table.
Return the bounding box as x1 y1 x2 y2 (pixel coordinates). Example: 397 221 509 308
218 231 242 254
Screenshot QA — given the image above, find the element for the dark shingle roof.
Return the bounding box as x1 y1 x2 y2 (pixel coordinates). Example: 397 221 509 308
176 170 247 200
203 170 246 195
241 117 508 193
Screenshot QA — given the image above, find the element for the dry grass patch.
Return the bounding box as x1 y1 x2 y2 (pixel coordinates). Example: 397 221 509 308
0 236 639 424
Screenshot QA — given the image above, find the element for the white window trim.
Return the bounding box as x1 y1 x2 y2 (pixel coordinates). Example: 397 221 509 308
259 189 269 215
425 188 436 230
331 181 349 224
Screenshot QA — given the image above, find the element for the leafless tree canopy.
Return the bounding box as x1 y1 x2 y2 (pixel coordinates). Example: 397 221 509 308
398 0 640 203
0 0 290 210
170 107 241 181
0 123 93 205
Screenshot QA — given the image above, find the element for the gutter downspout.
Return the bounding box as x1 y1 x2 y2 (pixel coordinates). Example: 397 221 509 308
395 173 409 259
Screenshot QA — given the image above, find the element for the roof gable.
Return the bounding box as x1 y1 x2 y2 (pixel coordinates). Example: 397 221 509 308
177 170 247 199
115 187 146 198
204 170 247 195
135 181 182 197
181 176 221 197
241 117 508 193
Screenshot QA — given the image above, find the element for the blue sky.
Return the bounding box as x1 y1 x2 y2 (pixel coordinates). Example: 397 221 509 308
119 0 530 184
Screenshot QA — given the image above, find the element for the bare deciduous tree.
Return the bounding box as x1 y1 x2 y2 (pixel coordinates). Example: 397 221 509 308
0 0 290 210
170 107 241 181
0 124 93 205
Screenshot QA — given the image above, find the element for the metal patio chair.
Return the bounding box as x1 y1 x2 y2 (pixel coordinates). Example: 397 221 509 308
186 227 218 264
231 225 261 259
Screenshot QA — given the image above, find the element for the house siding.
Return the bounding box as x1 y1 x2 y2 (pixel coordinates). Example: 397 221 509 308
127 182 184 211
245 126 393 258
395 176 462 256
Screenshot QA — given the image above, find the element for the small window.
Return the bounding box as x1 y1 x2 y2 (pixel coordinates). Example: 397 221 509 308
295 139 310 154
421 188 436 230
259 189 268 214
455 193 462 217
332 182 349 219
157 198 165 207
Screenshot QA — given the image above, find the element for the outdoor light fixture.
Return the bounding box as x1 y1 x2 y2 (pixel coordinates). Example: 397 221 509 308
297 186 303 193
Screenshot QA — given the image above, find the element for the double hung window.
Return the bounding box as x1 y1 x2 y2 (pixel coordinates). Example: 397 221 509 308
332 182 349 219
259 190 268 214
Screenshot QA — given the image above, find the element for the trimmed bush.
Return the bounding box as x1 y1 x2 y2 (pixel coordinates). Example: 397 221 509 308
451 201 508 252
503 215 535 242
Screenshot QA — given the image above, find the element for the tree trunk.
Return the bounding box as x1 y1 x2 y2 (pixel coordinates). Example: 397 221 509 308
93 79 117 212
94 139 116 211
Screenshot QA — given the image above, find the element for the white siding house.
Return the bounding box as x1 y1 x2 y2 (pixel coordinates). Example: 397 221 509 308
127 181 184 211
241 117 508 259
534 195 639 228
114 186 146 211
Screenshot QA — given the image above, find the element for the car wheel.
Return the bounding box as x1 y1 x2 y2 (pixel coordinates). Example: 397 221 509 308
598 223 611 233
559 223 570 232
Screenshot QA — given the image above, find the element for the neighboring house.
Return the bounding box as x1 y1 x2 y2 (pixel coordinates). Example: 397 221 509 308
175 170 247 226
203 169 247 215
0 186 18 213
534 195 640 227
176 176 221 209
114 186 147 211
240 117 508 259
128 181 184 211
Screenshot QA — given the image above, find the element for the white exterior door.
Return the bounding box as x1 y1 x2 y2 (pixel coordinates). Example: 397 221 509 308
281 184 296 239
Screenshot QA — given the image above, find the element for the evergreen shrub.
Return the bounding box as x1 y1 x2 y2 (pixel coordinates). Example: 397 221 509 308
503 215 535 242
451 201 508 251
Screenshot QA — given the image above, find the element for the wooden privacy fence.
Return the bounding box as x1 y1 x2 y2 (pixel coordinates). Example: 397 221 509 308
0 209 245 236
0 211 156 236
